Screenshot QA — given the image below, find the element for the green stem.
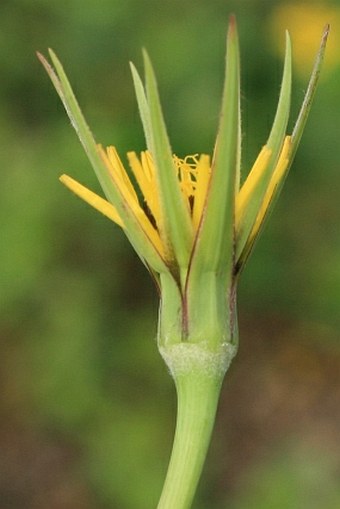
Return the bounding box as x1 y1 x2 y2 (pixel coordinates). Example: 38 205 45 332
157 344 230 509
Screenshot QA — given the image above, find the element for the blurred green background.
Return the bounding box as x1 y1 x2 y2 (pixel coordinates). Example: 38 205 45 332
1 0 340 508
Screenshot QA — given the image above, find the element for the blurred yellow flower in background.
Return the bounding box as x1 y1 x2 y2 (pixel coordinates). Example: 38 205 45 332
270 2 340 76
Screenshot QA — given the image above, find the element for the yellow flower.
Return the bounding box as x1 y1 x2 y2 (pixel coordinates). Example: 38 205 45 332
270 2 339 76
38 18 328 284
59 136 291 268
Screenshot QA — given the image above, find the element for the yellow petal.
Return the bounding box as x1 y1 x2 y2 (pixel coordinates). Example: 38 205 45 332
104 145 139 204
249 135 292 241
59 174 124 226
192 154 211 230
173 154 197 208
235 145 272 226
127 150 162 229
98 145 166 257
172 153 211 230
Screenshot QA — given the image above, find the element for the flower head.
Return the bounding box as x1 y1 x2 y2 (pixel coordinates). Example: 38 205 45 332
38 22 329 509
270 2 338 76
38 17 328 349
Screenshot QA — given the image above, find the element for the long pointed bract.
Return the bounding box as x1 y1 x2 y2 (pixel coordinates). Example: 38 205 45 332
291 24 330 156
235 33 292 261
130 62 153 152
189 15 240 281
236 25 329 271
143 51 193 269
37 50 167 273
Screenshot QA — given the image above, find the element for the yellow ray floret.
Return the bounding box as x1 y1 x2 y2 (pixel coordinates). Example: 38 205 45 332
98 145 165 256
127 150 162 232
248 135 292 241
191 155 211 230
59 174 124 227
235 145 273 230
172 154 212 230
235 135 292 238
